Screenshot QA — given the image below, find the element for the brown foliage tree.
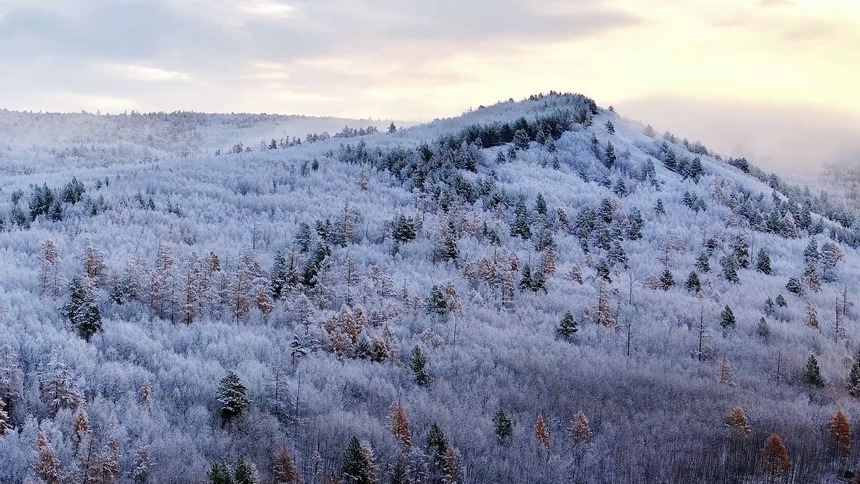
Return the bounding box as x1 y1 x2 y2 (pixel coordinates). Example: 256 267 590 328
760 434 791 481
389 401 413 451
828 409 852 457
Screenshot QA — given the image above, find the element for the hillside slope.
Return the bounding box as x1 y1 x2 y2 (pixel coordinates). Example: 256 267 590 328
0 93 858 483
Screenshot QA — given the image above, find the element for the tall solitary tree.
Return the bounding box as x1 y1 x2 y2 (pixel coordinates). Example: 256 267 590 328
804 355 824 388
760 434 791 482
827 409 852 457
218 371 250 426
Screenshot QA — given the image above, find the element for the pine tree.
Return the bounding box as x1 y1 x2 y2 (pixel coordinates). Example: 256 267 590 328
805 300 819 329
234 456 258 484
62 276 103 342
493 408 513 446
411 346 431 386
786 277 803 295
849 348 860 397
757 317 771 341
426 422 448 472
827 409 852 456
775 294 788 307
604 142 616 169
725 406 751 437
0 399 9 435
756 248 772 275
721 257 739 284
803 238 819 265
804 355 824 387
655 199 665 215
596 258 611 283
273 446 301 484
720 305 736 329
511 199 531 240
664 150 676 171
271 251 289 300
685 271 701 293
535 412 550 450
695 252 710 273
557 311 578 340
390 401 413 452
519 264 533 291
760 434 791 481
569 412 592 446
208 461 235 484
218 371 250 425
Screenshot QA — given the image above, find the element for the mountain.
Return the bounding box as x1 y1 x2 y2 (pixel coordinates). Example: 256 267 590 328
0 92 858 483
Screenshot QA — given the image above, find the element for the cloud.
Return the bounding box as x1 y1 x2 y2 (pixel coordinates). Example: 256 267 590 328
102 64 194 82
618 95 860 178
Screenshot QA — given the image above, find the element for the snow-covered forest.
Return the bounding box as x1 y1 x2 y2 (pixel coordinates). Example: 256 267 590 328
2 92 860 483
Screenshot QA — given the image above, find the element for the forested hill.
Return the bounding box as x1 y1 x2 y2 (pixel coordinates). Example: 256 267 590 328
1 92 859 483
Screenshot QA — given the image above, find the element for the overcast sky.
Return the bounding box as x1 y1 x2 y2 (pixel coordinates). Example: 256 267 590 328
0 0 858 174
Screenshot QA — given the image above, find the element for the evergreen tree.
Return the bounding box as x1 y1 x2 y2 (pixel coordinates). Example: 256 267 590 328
411 346 431 386
510 199 531 240
426 422 448 471
343 437 374 484
660 269 675 290
786 277 803 295
804 355 824 387
764 297 775 316
62 276 103 342
426 285 448 315
534 194 547 216
493 408 513 446
664 150 676 171
655 199 665 215
695 252 710 273
235 456 258 484
775 294 787 307
849 348 860 397
605 120 615 134
596 258 611 283
604 143 616 169
720 305 736 329
513 129 530 150
685 271 701 293
218 371 250 425
803 238 819 266
271 251 288 300
756 248 772 275
519 264 533 291
721 256 739 284
557 311 578 340
627 208 644 240
757 317 771 341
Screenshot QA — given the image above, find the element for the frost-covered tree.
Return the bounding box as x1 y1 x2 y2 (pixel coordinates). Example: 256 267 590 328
62 276 102 342
756 248 772 275
720 306 736 329
493 408 513 446
410 346 431 386
827 410 851 457
760 434 791 481
218 371 250 425
557 311 578 340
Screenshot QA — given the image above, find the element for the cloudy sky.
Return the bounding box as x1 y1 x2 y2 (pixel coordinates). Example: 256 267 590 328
0 0 858 173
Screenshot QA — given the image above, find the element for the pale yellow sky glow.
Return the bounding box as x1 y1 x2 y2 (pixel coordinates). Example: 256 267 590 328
0 0 858 171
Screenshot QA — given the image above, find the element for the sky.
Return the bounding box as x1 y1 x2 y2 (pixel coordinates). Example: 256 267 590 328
0 0 858 174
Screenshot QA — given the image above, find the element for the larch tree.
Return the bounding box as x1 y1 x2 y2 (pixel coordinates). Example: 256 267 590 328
389 401 413 452
569 412 592 446
35 432 62 484
39 359 83 416
827 409 852 457
719 358 735 387
724 406 751 438
805 300 819 329
760 434 791 482
443 446 463 484
273 445 301 484
535 412 550 451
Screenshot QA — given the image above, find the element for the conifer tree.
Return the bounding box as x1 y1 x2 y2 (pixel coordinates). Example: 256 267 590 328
0 399 9 435
426 422 449 472
827 409 852 457
443 446 463 484
655 199 665 215
604 143 616 169
273 446 301 484
724 406 751 437
719 358 735 387
756 248 772 275
848 349 860 397
786 277 803 295
775 294 787 307
411 346 431 386
804 355 824 387
493 408 513 446
389 401 413 452
720 305 736 329
805 300 819 329
685 271 701 293
234 456 258 484
757 317 771 341
664 150 676 171
695 251 710 273
62 276 103 342
569 412 592 446
535 412 550 450
208 461 234 484
218 371 250 425
35 432 62 484
721 257 739 284
557 311 578 340
760 434 791 482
